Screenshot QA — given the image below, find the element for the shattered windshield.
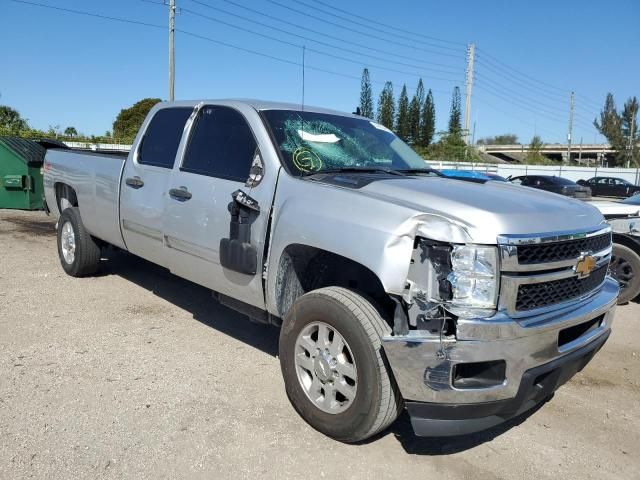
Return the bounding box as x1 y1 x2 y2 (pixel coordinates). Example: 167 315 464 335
262 109 431 176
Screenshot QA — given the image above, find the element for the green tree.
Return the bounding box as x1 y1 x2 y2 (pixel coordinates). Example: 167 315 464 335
420 89 435 147
621 96 639 166
396 84 410 141
113 98 162 141
594 94 623 151
408 79 424 145
376 81 395 130
525 135 549 164
359 68 374 119
448 86 462 137
64 126 78 138
0 105 29 135
477 134 519 145
594 93 639 166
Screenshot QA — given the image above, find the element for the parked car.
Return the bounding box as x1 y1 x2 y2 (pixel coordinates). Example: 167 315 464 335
43 99 617 442
577 177 640 198
621 194 640 205
589 199 640 304
509 175 591 199
440 169 507 181
484 172 508 182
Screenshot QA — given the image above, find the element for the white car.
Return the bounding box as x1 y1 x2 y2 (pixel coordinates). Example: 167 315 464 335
588 199 640 304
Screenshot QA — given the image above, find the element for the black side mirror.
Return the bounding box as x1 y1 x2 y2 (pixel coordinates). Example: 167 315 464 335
220 190 260 275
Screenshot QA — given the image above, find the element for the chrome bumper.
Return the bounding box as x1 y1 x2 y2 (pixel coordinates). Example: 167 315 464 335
382 277 618 404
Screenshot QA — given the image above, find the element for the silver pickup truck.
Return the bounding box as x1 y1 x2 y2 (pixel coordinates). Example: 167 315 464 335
44 100 618 442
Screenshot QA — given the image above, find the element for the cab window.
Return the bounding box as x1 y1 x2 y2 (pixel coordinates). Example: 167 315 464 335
138 108 193 168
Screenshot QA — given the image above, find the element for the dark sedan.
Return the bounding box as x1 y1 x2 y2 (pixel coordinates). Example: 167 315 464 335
510 175 592 199
577 177 640 198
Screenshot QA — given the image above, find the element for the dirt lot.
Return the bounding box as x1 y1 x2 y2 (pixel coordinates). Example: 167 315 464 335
0 209 638 480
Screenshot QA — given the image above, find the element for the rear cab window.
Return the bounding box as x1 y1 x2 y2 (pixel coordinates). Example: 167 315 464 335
137 107 193 168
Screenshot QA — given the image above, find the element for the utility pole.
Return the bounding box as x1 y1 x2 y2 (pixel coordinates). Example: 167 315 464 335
578 136 583 163
168 0 176 101
566 91 574 163
628 113 636 167
464 43 475 145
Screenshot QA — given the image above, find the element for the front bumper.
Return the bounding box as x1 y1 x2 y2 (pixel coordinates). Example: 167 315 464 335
382 277 618 436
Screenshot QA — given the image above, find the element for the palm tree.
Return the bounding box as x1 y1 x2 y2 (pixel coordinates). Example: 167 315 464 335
64 126 78 138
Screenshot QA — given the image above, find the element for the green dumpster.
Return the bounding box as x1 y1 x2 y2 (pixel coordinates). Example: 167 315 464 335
0 136 45 210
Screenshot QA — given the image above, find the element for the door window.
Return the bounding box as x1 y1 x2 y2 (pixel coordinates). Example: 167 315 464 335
181 106 257 181
138 107 193 168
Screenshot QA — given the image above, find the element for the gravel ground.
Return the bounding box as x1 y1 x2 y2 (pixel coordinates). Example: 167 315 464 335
0 209 638 480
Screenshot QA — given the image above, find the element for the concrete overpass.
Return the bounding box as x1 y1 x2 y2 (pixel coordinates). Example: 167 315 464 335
478 144 616 164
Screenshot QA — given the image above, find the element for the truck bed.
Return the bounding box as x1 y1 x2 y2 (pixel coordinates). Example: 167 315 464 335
44 148 127 249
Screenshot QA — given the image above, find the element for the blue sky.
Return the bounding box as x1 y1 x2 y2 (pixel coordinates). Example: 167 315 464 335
1 0 638 144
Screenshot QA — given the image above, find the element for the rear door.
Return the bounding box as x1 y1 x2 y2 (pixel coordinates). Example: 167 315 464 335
119 106 193 267
163 104 276 308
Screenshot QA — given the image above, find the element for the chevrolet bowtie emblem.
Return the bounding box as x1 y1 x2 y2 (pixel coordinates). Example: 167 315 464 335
575 254 597 278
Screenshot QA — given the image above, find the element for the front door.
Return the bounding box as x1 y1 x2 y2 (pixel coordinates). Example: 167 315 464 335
120 106 193 267
163 105 276 308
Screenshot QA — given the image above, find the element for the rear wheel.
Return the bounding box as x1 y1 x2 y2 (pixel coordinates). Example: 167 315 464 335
279 287 402 443
56 207 101 277
610 243 640 304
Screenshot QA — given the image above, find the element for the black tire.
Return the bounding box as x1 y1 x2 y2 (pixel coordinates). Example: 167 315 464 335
56 207 101 277
279 287 402 443
610 243 640 304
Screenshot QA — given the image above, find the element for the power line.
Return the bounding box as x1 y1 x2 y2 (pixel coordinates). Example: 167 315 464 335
292 0 464 52
475 56 567 100
8 0 166 30
476 47 604 109
474 61 599 122
181 7 462 83
266 0 462 59
6 0 452 102
475 82 597 135
184 2 463 79
199 0 464 72
474 72 596 128
474 96 560 140
311 0 466 47
476 47 568 94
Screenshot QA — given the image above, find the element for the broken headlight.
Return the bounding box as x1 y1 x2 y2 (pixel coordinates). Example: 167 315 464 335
447 245 498 310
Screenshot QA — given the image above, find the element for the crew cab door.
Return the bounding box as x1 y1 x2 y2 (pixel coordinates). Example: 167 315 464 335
119 106 193 267
163 104 276 308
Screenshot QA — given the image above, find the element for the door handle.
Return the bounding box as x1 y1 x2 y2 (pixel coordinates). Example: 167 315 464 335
125 176 144 189
169 187 192 201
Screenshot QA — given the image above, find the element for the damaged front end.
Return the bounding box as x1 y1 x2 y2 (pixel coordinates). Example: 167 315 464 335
386 237 502 394
381 226 617 437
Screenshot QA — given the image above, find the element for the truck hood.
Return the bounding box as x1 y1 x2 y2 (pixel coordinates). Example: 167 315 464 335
356 177 604 244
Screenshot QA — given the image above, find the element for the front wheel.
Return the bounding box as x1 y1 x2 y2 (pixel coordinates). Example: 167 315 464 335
279 287 402 443
610 243 640 304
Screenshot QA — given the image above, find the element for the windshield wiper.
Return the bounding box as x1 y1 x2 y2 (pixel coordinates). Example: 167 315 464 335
303 167 405 176
395 168 442 176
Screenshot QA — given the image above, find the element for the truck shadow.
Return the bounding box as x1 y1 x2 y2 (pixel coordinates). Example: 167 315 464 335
374 398 550 455
100 247 550 453
101 248 279 357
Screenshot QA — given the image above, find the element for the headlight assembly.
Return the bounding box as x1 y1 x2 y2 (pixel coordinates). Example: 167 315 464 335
447 245 499 310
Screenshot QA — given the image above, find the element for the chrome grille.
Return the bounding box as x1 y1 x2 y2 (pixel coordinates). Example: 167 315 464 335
498 226 612 315
516 233 611 265
515 265 608 311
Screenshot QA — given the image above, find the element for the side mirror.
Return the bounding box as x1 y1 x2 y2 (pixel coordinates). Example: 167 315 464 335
245 149 264 188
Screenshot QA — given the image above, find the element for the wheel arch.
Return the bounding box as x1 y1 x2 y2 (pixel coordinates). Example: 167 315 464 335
273 243 394 325
54 182 79 213
612 233 640 254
